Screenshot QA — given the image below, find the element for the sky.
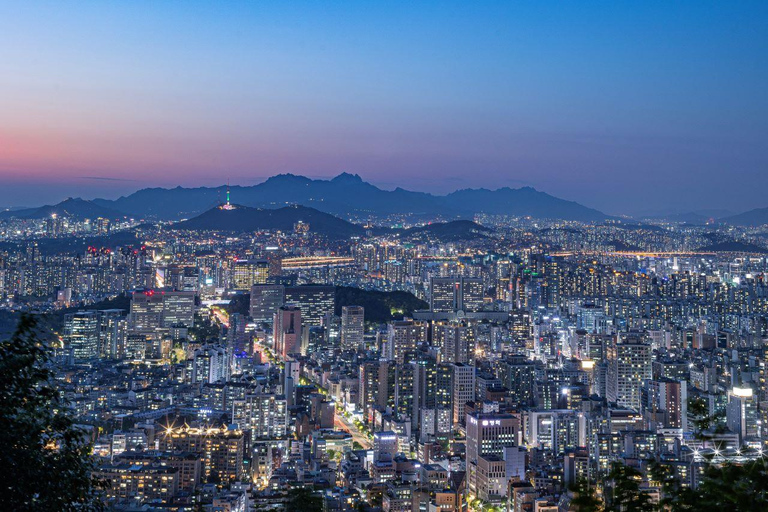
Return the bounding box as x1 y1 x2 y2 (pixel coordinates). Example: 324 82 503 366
1 1 767 216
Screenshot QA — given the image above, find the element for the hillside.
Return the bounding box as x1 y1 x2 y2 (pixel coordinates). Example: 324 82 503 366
334 286 428 323
720 207 768 227
173 204 367 239
0 198 127 221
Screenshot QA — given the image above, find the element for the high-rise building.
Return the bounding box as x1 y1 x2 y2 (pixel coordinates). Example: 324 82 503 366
385 320 427 364
250 284 285 324
341 305 364 351
193 345 228 384
429 277 485 313
451 362 476 426
129 290 195 331
284 285 335 326
64 310 100 361
435 322 475 363
466 411 521 498
606 334 652 411
98 309 126 359
274 306 301 358
232 259 269 290
726 387 760 442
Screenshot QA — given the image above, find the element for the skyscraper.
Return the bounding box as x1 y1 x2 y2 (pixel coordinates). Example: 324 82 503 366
64 310 100 361
606 333 652 411
250 284 285 324
341 305 365 351
274 306 302 358
232 260 269 291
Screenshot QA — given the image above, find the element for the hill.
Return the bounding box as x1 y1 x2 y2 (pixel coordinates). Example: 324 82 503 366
696 241 768 253
173 204 367 239
334 286 428 323
86 173 610 222
445 186 608 222
720 207 768 227
0 198 127 221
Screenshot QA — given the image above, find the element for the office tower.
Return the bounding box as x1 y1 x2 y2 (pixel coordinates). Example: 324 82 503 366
161 291 195 327
642 378 688 429
274 306 301 357
129 291 164 331
413 360 454 440
373 431 399 463
430 278 458 312
232 259 269 290
359 360 396 416
341 305 365 351
499 357 536 407
466 411 521 498
606 334 652 411
284 285 335 326
250 284 285 324
436 322 475 363
429 277 485 313
193 345 228 384
64 311 100 361
130 290 195 331
385 319 427 364
451 362 476 426
98 309 126 359
726 387 760 442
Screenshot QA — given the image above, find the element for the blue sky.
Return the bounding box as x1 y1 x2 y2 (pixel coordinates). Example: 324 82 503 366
1 1 766 214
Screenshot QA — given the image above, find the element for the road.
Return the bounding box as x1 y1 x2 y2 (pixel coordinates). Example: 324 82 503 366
334 413 372 450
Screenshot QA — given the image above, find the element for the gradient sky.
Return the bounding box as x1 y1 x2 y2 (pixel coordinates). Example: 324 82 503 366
1 1 767 215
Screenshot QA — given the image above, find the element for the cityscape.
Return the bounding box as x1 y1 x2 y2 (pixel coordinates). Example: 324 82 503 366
2 2 768 512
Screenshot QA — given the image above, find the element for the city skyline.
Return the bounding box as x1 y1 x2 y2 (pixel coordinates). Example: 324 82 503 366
2 2 768 214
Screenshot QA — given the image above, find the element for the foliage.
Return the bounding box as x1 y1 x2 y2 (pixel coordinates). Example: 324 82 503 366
570 480 603 511
285 487 323 512
652 457 768 512
335 286 428 323
604 462 653 512
0 314 104 511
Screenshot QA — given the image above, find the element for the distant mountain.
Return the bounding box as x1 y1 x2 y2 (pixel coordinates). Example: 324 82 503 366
0 198 127 220
398 220 492 241
87 173 610 222
445 186 608 222
720 207 768 227
697 241 768 253
173 204 367 239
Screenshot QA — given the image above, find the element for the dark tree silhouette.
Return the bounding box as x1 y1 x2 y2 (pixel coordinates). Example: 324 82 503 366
0 314 104 511
604 462 653 512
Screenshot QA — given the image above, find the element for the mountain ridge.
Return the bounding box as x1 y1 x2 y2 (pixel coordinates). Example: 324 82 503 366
88 173 612 222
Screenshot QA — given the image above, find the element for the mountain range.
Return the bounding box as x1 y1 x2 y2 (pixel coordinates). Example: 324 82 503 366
3 173 768 226
0 198 127 221
88 173 609 222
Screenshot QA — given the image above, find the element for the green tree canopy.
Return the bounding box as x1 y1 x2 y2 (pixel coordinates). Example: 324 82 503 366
0 314 103 511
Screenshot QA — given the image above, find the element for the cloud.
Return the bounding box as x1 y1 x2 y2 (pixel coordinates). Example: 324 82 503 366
79 176 138 182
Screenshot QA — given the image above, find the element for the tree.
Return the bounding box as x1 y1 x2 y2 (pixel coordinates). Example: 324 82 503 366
285 487 323 512
570 480 603 512
605 462 653 512
0 314 104 511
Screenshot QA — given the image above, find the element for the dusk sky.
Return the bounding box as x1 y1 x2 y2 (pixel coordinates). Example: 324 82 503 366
1 1 767 215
